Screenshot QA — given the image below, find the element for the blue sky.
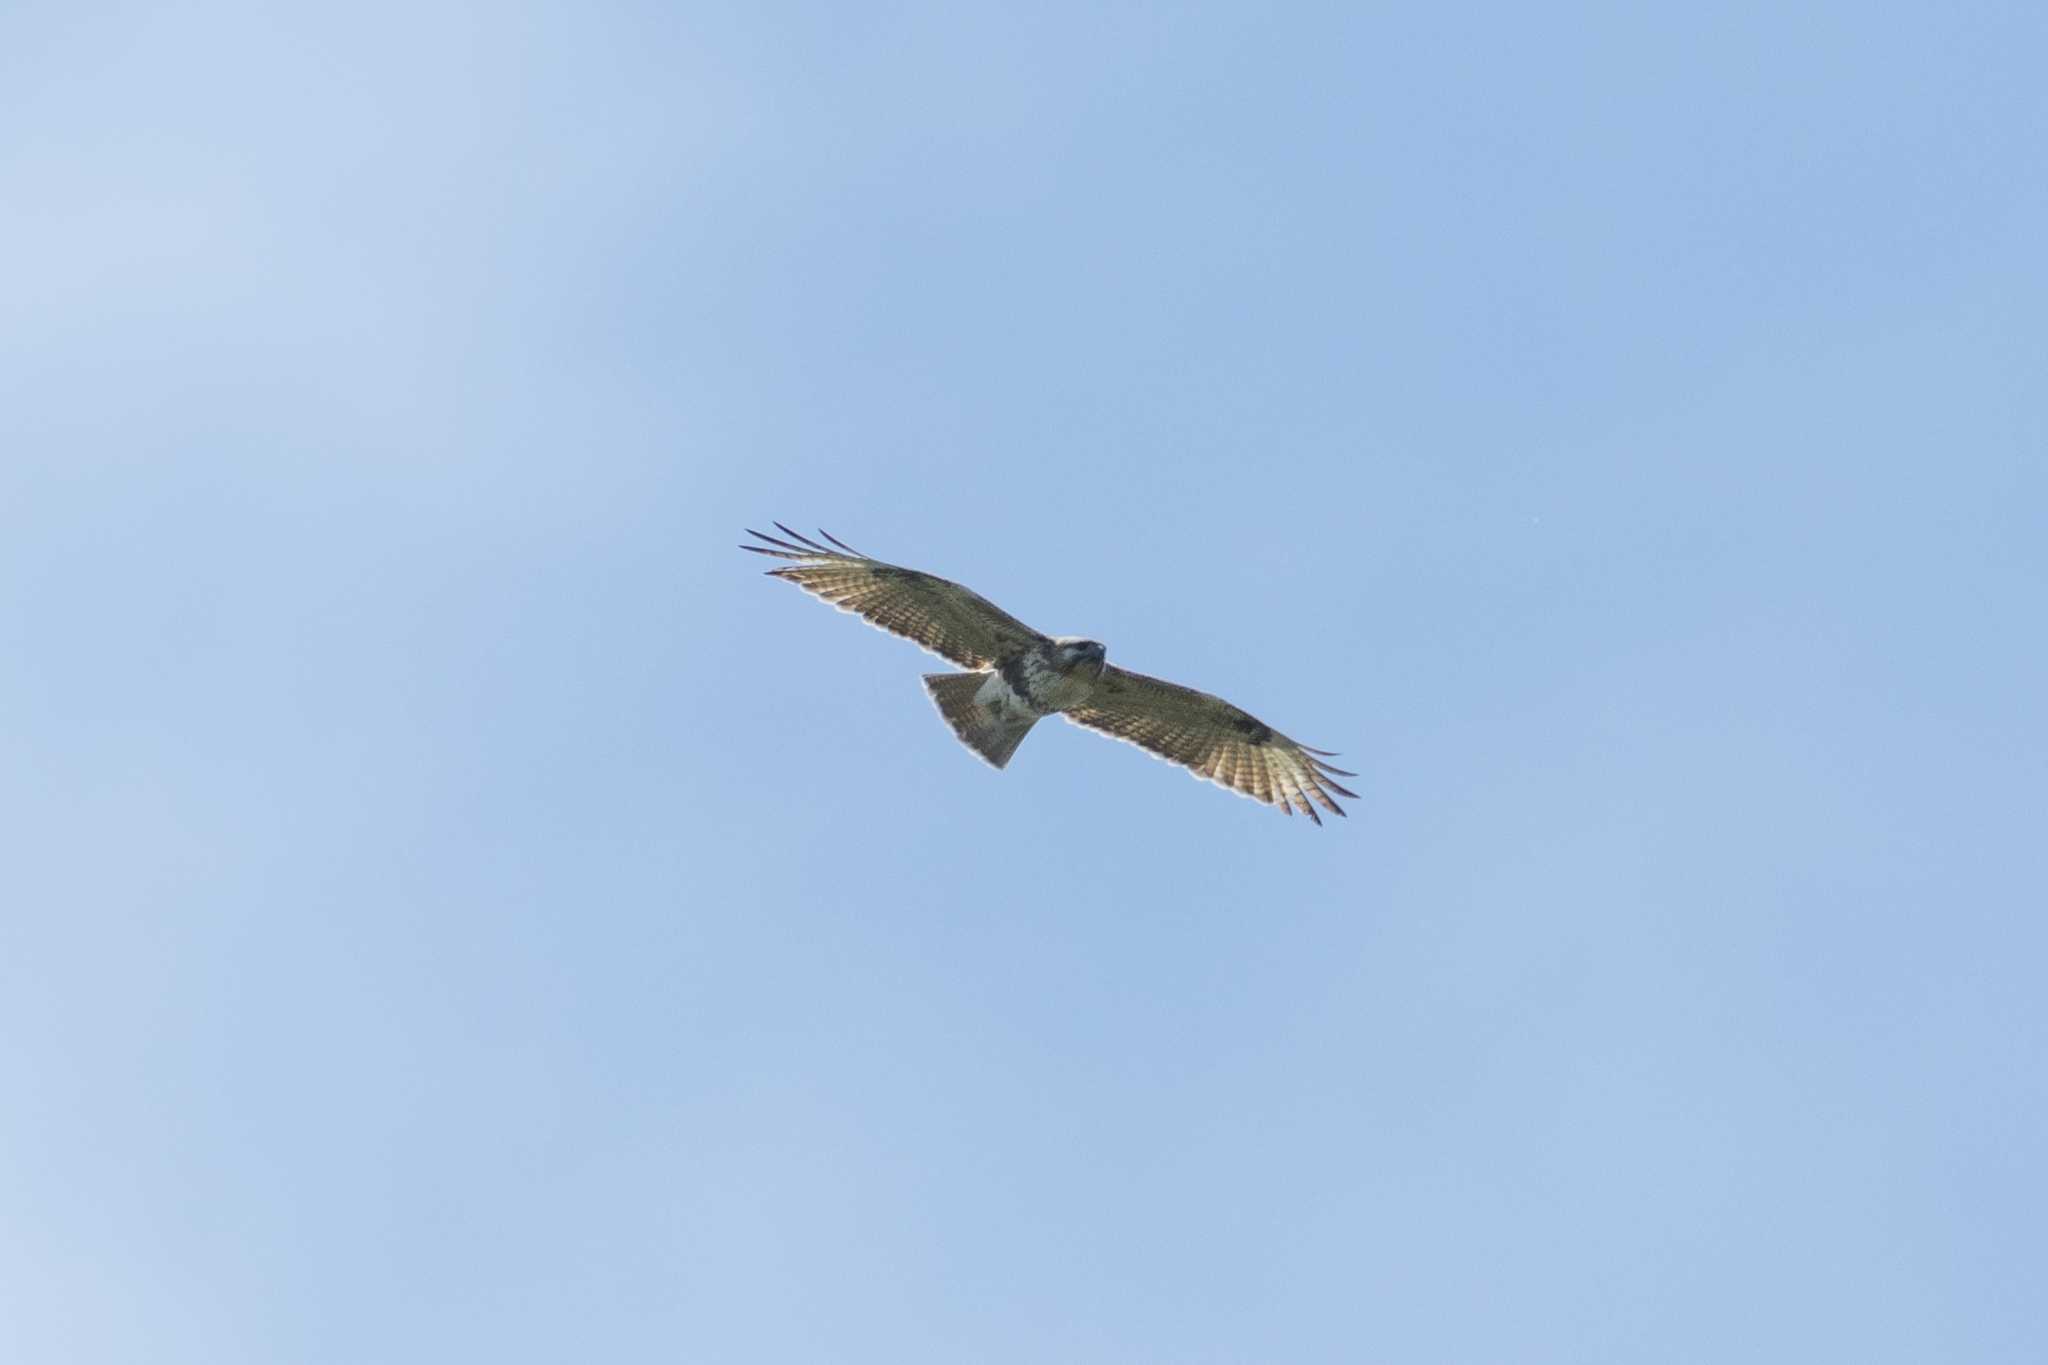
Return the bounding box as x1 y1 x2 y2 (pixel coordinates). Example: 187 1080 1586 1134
4 2 2045 1360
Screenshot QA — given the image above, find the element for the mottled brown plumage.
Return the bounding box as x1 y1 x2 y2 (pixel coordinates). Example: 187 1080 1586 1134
1063 667 1357 824
742 523 1356 824
742 525 1045 668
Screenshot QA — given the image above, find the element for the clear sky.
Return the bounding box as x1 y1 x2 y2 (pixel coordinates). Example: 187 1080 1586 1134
4 2 2044 1361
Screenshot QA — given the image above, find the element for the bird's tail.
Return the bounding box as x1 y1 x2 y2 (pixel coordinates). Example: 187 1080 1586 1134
923 672 1038 770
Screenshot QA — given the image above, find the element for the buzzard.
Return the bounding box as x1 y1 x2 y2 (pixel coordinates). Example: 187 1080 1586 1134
742 524 1358 824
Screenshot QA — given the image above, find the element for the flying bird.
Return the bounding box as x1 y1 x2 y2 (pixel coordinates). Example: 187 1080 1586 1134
741 524 1358 824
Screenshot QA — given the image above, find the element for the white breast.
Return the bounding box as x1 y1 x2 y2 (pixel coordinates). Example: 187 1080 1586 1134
975 670 1036 721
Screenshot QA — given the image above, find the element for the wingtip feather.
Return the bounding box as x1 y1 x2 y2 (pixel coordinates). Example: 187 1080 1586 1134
743 527 816 557
772 522 845 556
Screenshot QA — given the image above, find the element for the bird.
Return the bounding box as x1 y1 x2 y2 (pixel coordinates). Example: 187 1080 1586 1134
741 523 1358 824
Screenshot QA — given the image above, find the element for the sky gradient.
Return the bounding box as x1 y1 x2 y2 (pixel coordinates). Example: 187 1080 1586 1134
4 2 2045 1361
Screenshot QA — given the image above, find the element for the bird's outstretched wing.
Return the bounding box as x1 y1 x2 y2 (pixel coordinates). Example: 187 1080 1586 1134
1063 666 1358 824
741 524 1050 669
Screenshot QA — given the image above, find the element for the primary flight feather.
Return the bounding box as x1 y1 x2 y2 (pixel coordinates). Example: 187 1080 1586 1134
741 523 1358 824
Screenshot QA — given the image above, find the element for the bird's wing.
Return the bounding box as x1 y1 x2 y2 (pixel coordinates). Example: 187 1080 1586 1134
1062 665 1357 824
742 524 1050 669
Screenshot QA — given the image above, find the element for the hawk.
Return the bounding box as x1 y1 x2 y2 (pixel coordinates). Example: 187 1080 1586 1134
742 524 1358 824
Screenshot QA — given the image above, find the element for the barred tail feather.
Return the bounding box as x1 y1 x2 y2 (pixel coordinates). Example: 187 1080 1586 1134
923 672 1038 769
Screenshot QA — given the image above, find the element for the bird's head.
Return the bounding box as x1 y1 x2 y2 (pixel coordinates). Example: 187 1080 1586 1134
1055 637 1108 680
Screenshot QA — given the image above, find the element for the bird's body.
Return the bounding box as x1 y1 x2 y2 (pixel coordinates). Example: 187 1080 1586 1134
923 636 1105 769
742 524 1357 823
993 637 1109 717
